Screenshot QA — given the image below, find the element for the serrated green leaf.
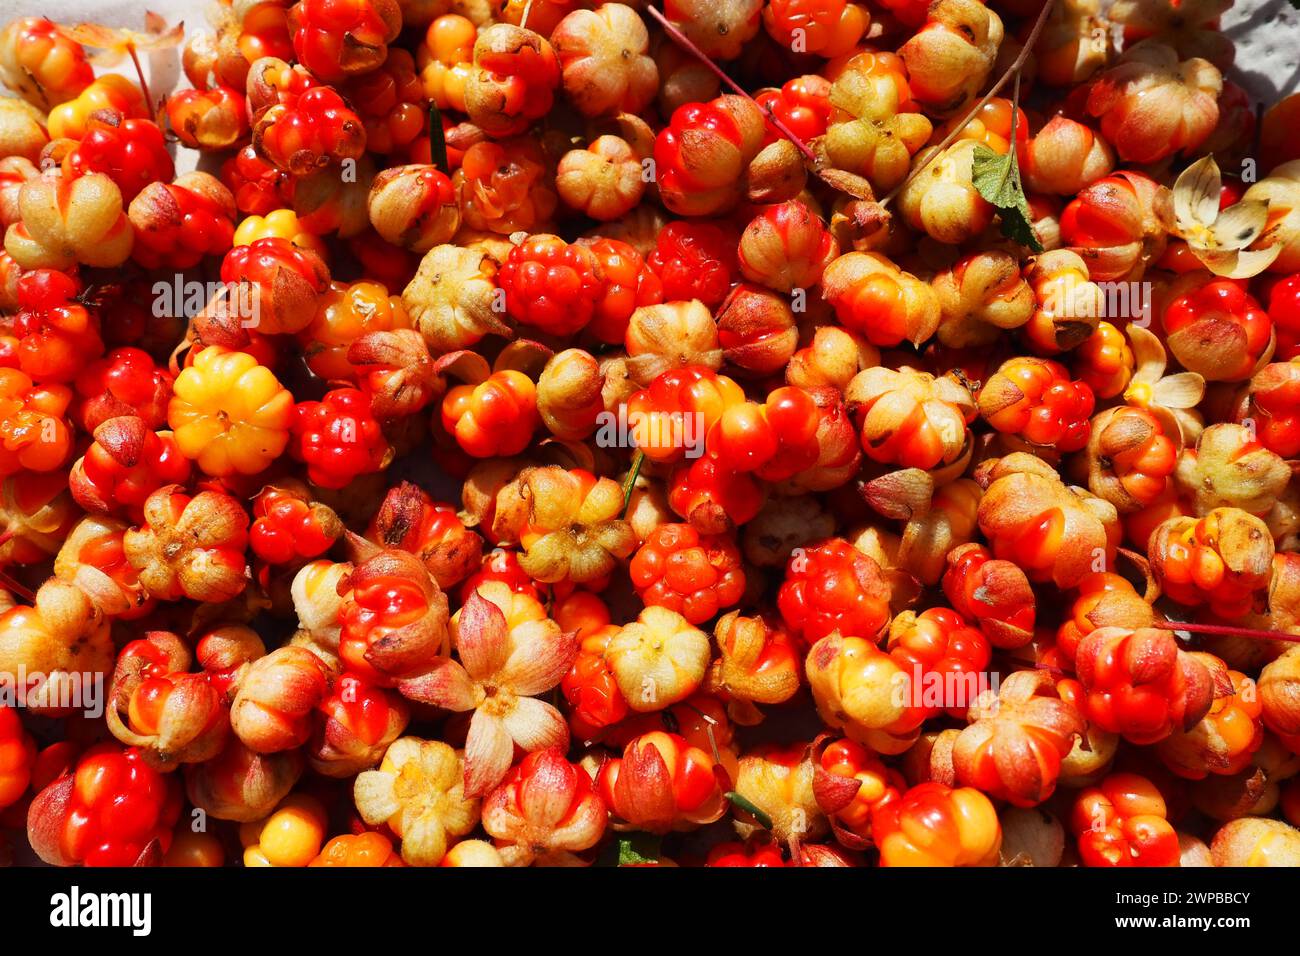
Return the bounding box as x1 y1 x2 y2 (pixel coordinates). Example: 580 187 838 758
970 143 1044 253
996 204 1044 252
970 143 1020 208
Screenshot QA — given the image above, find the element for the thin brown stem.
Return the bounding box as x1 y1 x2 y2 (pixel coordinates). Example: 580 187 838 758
126 42 154 114
878 0 1057 208
1155 619 1300 644
644 4 817 163
0 569 34 603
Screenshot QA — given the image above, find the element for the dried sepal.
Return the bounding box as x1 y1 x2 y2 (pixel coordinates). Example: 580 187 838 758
348 329 439 419
185 740 304 822
708 610 801 708
492 465 636 584
976 452 1119 588
895 479 981 586
1085 405 1182 514
606 605 710 713
402 243 509 353
1123 324 1205 443
953 670 1085 807
353 737 480 865
732 745 828 845
342 545 451 682
105 630 229 769
717 284 798 377
399 585 575 797
230 646 331 754
368 492 475 593
537 348 605 441
1160 155 1281 278
124 485 249 603
481 747 607 866
786 326 881 392
624 300 723 385
806 633 920 755
291 559 352 652
1173 422 1290 517
932 250 1035 348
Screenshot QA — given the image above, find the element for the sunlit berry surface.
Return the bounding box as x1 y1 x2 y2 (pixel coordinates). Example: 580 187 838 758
0 0 1299 873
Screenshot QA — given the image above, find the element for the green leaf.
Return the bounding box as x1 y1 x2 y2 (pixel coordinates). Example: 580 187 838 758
618 449 645 519
596 833 663 867
970 143 1044 253
616 832 660 868
427 103 449 174
725 791 774 831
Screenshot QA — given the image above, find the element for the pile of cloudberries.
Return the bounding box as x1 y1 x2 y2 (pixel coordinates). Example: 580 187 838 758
0 0 1299 870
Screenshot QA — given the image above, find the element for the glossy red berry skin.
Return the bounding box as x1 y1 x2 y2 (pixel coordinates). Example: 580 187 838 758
345 49 425 155
3 18 94 111
646 220 739 310
585 238 664 345
1069 772 1180 867
72 423 191 521
668 453 765 534
256 86 366 174
778 538 891 646
292 387 390 489
942 544 1036 650
1266 272 1300 362
627 367 744 465
875 0 929 25
165 86 250 151
1162 278 1272 381
130 181 237 272
653 102 746 215
222 144 295 215
337 561 439 686
460 548 543 605
220 237 330 336
558 611 627 740
12 269 103 385
630 523 745 624
63 114 175 202
886 608 991 721
36 743 181 867
707 842 786 866
497 235 605 336
250 485 341 564
1242 363 1300 459
0 704 35 812
0 368 72 475
440 371 539 458
289 0 401 84
709 386 821 480
1074 627 1214 746
872 781 1001 866
1058 171 1163 283
75 347 173 432
980 357 1095 452
755 75 832 144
